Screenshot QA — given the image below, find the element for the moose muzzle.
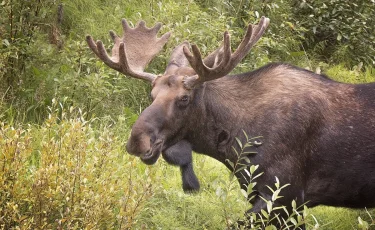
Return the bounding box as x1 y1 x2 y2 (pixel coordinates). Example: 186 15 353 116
126 105 166 165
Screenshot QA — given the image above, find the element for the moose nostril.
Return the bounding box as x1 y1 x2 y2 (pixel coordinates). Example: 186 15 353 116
150 135 156 144
144 149 152 157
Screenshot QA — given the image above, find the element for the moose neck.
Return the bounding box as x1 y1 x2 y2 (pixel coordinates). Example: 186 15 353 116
186 73 259 166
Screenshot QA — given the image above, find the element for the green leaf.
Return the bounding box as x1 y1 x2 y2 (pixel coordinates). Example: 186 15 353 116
266 185 275 193
303 205 309 217
225 159 235 171
280 183 290 190
2 39 10 47
275 177 280 189
235 137 242 149
232 146 239 157
358 216 369 229
255 11 259 18
290 217 297 226
272 189 281 201
292 200 297 209
242 129 248 141
250 165 259 174
243 151 257 155
265 225 277 230
248 194 256 201
267 201 273 213
235 165 247 173
252 172 264 180
261 209 269 219
243 168 250 177
337 33 342 41
240 189 248 198
297 215 303 223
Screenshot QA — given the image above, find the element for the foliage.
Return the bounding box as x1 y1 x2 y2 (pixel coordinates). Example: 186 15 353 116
292 0 375 66
0 0 60 123
325 64 375 83
0 99 154 229
217 132 315 229
357 209 375 230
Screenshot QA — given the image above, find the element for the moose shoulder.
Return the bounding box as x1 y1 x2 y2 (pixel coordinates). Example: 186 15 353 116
87 17 375 223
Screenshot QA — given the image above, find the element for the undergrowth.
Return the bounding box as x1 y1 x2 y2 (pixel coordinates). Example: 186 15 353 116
0 100 155 229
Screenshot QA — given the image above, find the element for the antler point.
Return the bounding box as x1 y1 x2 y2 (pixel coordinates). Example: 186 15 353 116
138 20 146 27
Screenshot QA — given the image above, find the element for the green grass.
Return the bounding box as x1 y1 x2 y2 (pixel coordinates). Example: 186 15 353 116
325 64 375 84
133 155 247 229
311 207 372 229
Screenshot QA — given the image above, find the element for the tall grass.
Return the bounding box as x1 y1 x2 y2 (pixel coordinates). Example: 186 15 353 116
0 101 156 229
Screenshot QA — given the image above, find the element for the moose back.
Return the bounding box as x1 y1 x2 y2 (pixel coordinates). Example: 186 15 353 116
87 17 375 220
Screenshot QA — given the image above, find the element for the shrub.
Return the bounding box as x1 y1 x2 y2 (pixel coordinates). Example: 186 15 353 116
292 0 375 66
0 99 155 229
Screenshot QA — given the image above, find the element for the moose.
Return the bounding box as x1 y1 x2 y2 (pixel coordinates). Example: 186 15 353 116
87 17 375 226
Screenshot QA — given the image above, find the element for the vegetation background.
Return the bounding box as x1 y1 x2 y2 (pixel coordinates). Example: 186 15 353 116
0 0 374 229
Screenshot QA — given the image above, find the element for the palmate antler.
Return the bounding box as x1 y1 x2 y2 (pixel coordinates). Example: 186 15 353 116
86 19 171 82
86 17 269 86
183 16 270 89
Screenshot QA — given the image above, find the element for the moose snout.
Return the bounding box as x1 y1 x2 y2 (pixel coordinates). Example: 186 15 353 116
126 132 151 156
126 105 165 156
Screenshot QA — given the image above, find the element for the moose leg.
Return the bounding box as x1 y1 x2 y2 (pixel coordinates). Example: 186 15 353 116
180 163 200 192
162 140 200 192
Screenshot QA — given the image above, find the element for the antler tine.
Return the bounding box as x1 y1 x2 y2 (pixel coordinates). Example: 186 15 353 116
183 30 232 84
86 35 100 57
86 35 121 71
109 30 120 43
227 16 270 71
86 19 171 82
183 17 270 89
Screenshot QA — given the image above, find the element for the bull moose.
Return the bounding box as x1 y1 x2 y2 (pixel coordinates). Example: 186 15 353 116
87 17 375 227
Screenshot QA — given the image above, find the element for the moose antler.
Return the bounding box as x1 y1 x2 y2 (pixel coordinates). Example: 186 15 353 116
183 16 270 89
86 19 171 82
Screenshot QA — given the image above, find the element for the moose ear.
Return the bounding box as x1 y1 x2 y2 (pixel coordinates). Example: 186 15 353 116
165 42 195 76
217 129 231 153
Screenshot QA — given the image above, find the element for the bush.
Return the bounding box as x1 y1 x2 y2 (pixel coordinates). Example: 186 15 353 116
0 100 155 229
292 0 375 66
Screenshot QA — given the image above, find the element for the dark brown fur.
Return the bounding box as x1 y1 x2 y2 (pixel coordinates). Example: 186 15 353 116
127 62 375 219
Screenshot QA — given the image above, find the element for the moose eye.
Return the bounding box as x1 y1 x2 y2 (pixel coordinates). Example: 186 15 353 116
180 95 188 102
176 95 190 108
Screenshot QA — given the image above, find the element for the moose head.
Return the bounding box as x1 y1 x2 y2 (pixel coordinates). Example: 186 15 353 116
86 17 270 165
